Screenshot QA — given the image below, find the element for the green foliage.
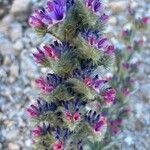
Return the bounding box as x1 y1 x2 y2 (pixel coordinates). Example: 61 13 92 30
53 51 79 77
65 78 97 100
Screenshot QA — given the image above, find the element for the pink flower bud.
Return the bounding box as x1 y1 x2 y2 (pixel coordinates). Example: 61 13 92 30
32 126 43 137
73 112 81 122
121 88 130 96
29 16 45 28
53 141 64 150
102 88 116 105
27 108 39 118
43 45 59 60
106 45 115 56
142 17 149 25
65 111 72 122
35 77 54 94
84 77 93 88
93 116 107 133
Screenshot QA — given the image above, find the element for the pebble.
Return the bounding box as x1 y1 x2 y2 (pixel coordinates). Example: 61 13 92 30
13 40 24 52
124 136 133 146
10 64 19 78
4 55 12 65
11 0 32 15
9 22 23 42
109 1 128 13
140 84 150 99
25 139 32 147
8 143 20 150
0 35 13 55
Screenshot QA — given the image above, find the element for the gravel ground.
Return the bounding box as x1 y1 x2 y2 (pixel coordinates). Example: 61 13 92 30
0 0 150 150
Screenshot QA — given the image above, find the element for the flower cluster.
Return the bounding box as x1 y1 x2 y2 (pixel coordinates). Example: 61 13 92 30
102 88 116 106
135 16 149 28
85 0 109 23
84 75 116 105
35 73 63 94
109 119 122 135
32 123 51 138
32 123 73 150
27 98 57 118
85 110 107 135
62 99 86 123
28 0 118 149
84 74 106 88
82 30 115 56
29 0 67 29
121 29 132 41
33 44 60 65
33 41 75 66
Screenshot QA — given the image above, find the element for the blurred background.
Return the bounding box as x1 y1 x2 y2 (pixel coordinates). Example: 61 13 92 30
0 0 149 150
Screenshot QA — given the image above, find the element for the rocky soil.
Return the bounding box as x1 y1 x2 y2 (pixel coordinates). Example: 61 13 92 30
0 0 149 150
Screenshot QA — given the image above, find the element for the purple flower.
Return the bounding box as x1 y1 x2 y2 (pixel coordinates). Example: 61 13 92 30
32 123 51 138
33 48 47 64
94 119 105 132
53 141 64 150
100 13 109 23
85 110 100 123
86 0 104 13
36 76 54 94
64 111 81 122
29 16 45 28
46 0 66 24
62 99 85 122
84 75 107 93
106 45 115 55
109 119 122 134
33 43 61 65
29 0 66 29
97 37 108 48
43 45 60 60
93 0 102 12
86 0 94 8
122 63 130 69
97 37 115 55
32 126 43 137
83 32 115 56
121 88 131 96
27 98 57 118
53 5 65 20
85 0 109 24
36 74 62 94
142 17 149 25
27 104 40 118
102 88 116 106
85 111 107 134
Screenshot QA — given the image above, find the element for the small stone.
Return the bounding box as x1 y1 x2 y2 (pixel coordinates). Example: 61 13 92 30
109 17 117 25
9 22 23 42
8 143 20 150
2 129 19 141
0 15 13 35
11 0 31 15
124 136 133 146
13 40 24 51
25 139 32 147
10 64 19 78
140 84 150 99
109 1 128 13
4 55 12 65
0 34 13 55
